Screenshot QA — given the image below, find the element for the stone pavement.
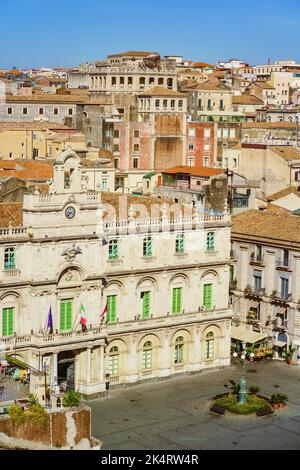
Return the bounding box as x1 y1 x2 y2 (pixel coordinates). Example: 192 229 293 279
88 361 300 450
0 376 29 403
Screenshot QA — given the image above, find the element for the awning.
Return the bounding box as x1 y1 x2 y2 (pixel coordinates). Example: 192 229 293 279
274 340 287 348
231 326 268 344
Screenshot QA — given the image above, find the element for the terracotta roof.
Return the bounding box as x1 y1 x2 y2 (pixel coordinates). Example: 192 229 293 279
0 202 23 228
267 187 300 202
162 165 225 178
192 62 214 68
5 94 112 105
0 160 53 180
108 51 160 58
101 192 181 221
270 146 300 161
253 81 275 90
242 122 297 129
190 82 232 91
0 122 72 131
232 95 264 105
139 86 186 97
232 206 300 244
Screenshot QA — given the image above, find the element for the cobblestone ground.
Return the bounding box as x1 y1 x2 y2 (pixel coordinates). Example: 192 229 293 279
0 376 29 403
88 361 300 450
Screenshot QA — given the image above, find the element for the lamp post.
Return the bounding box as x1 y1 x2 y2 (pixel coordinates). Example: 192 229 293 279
233 344 255 405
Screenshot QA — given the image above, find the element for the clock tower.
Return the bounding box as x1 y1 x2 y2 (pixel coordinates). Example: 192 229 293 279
23 149 103 239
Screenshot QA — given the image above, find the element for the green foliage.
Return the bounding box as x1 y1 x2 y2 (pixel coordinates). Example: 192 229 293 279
286 343 296 359
231 383 241 393
215 394 271 415
26 402 47 426
62 390 81 408
28 394 38 406
270 393 288 404
245 346 256 358
8 401 47 428
8 405 26 427
249 385 261 395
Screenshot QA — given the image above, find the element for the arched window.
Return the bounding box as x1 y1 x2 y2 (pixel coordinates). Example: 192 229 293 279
109 346 119 376
167 78 173 88
178 100 183 109
158 78 164 85
171 100 175 109
163 99 168 108
112 77 117 86
142 341 152 369
120 77 125 85
139 77 146 86
205 331 214 359
155 99 160 109
128 77 133 85
175 336 184 364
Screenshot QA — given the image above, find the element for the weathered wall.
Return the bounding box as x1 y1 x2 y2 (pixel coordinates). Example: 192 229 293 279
0 406 97 450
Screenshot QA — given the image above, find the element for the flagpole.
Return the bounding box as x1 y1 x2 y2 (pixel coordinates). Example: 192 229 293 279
43 306 50 336
72 302 81 332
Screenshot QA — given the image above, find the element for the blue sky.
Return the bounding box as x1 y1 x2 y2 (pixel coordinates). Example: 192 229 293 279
1 0 299 68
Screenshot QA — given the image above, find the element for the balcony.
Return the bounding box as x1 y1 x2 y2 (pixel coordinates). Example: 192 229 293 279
0 327 107 355
2 269 21 280
250 253 265 266
244 285 265 299
276 259 292 271
270 290 292 306
106 308 232 335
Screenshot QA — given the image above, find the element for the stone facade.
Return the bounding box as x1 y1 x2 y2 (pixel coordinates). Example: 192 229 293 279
0 150 232 398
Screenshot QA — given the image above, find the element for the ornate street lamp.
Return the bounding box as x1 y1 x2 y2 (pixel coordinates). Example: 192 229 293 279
233 344 255 405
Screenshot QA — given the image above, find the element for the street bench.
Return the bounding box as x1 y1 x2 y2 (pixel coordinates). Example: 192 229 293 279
209 404 225 415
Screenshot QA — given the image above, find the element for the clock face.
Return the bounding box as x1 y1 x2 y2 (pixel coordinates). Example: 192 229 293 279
65 206 76 219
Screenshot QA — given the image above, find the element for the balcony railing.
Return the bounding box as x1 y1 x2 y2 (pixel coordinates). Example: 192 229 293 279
276 259 291 270
250 253 265 265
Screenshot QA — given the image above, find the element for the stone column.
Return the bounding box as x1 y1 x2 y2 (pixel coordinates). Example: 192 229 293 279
159 331 171 377
52 353 58 388
86 347 91 386
239 246 249 291
126 335 138 383
189 327 201 372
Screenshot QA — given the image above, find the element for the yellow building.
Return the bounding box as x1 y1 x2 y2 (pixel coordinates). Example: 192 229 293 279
0 121 98 160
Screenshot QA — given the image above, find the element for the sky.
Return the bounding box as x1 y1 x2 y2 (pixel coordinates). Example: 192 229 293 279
0 0 300 68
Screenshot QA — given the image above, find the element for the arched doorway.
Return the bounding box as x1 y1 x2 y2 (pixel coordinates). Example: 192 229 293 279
58 351 75 392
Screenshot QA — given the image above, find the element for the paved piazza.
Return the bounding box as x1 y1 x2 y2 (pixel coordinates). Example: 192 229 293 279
89 361 300 450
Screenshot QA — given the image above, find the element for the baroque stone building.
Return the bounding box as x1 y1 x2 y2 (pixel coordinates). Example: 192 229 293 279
0 150 232 399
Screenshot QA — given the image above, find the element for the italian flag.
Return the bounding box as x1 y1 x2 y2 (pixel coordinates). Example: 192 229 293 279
80 303 87 326
101 303 108 319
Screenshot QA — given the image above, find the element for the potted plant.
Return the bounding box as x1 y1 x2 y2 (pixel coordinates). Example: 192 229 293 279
271 393 288 409
249 385 260 396
286 343 296 365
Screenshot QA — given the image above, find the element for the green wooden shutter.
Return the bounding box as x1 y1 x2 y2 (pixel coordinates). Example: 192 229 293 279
60 300 73 331
113 240 118 259
60 302 66 331
66 301 72 330
172 288 182 315
3 308 14 337
203 284 213 309
176 235 184 254
107 295 117 324
207 232 215 251
146 238 152 256
142 291 150 319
